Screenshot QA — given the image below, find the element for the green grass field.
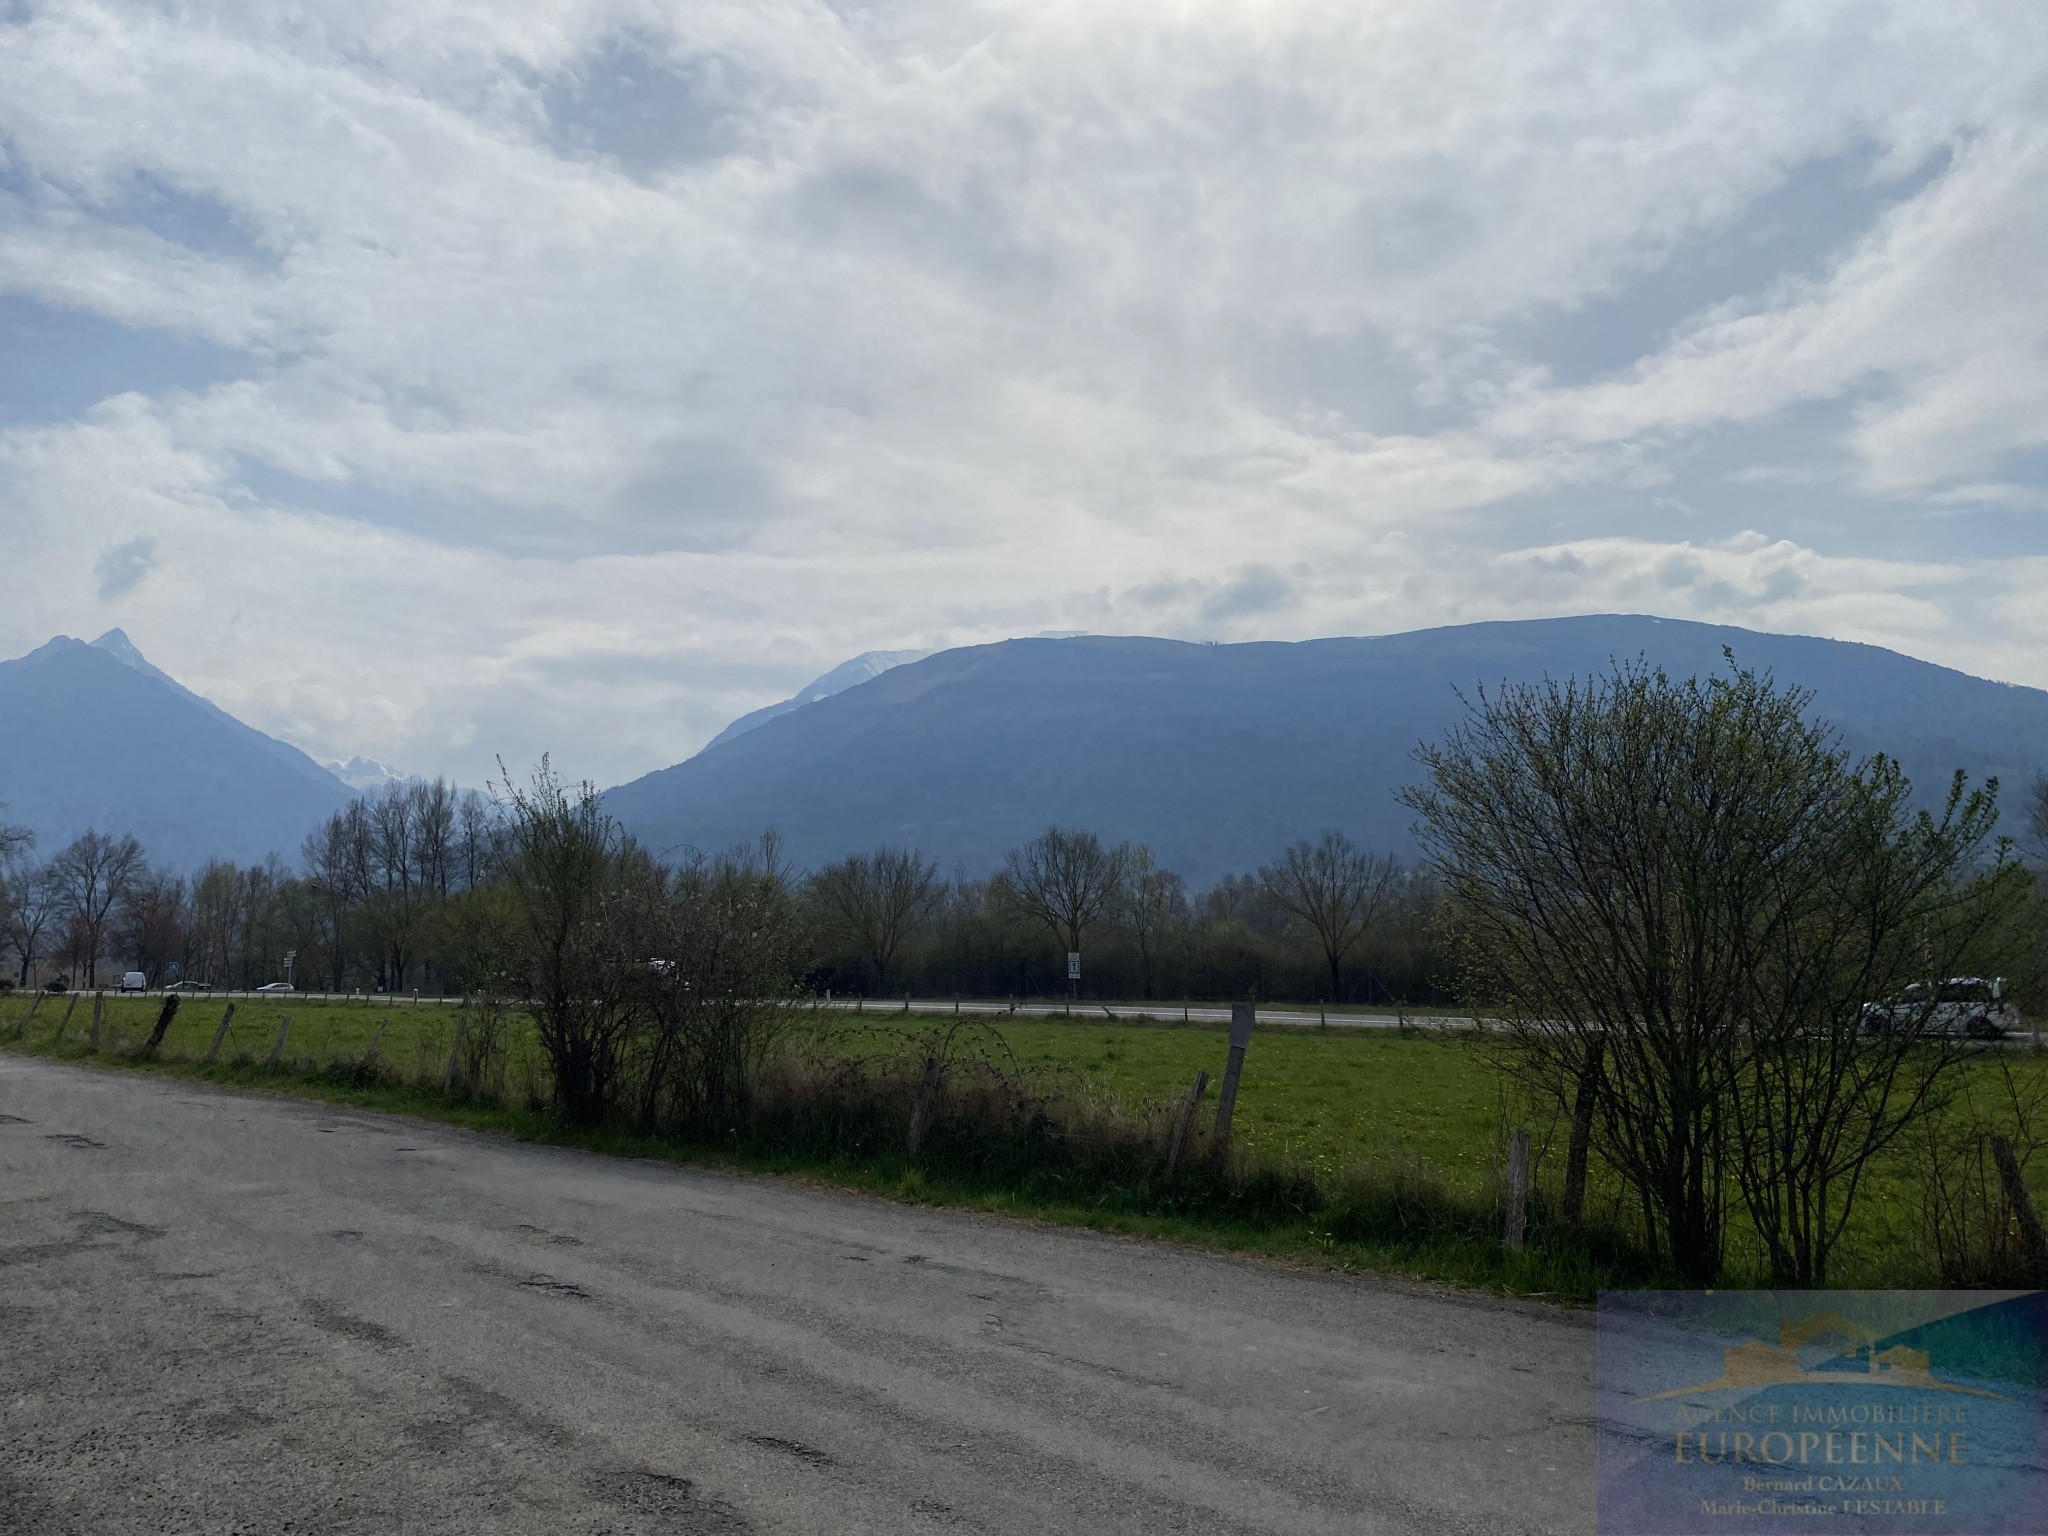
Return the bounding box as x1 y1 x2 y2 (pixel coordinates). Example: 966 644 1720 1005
6 990 2044 1300
805 1010 1506 1191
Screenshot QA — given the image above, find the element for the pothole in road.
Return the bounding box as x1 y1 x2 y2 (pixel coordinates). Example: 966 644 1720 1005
516 1274 591 1299
303 1298 406 1350
744 1434 838 1468
512 1222 584 1247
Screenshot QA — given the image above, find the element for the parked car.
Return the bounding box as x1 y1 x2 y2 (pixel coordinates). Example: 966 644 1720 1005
119 971 148 994
1860 978 2017 1039
256 981 295 994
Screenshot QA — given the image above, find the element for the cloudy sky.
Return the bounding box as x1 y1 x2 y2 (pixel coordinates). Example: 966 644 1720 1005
3 1 2046 787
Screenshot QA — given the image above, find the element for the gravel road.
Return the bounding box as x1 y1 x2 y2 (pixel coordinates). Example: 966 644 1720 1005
0 1055 1595 1534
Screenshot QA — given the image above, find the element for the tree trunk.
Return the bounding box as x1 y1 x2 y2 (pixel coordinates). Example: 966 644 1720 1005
1562 1038 1604 1225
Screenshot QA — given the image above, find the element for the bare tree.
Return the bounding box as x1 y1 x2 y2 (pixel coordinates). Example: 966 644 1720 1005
2024 772 2048 867
189 860 245 986
634 848 801 1138
494 757 651 1124
1002 827 1133 994
0 804 32 865
414 777 458 897
301 809 364 991
117 870 191 986
1257 831 1401 1000
1113 847 1185 999
808 846 942 994
3 857 58 988
455 789 498 890
49 830 144 988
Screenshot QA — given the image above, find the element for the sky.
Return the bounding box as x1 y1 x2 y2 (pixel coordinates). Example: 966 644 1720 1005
2 0 2046 789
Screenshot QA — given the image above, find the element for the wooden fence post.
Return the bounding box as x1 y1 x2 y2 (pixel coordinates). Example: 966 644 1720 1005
89 992 105 1049
1990 1135 2048 1283
444 1015 468 1091
54 992 78 1043
366 1016 390 1063
1164 1070 1209 1176
205 1004 236 1063
905 1056 943 1155
1505 1128 1531 1254
1563 1037 1605 1225
140 995 181 1058
265 1015 292 1068
1211 1002 1255 1155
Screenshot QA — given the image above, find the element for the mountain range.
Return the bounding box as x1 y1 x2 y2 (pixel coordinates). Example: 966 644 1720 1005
701 649 928 752
606 616 2048 885
0 631 349 871
5 616 2046 884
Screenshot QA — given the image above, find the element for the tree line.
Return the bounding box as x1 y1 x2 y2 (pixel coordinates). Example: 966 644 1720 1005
0 779 498 994
0 785 1447 1004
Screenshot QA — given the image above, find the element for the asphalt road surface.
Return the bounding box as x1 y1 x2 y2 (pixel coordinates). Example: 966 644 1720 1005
1 1055 1594 1534
816 999 1478 1031
124 991 1479 1032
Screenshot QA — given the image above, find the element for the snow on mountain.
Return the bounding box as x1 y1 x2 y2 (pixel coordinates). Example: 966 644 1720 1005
701 649 929 752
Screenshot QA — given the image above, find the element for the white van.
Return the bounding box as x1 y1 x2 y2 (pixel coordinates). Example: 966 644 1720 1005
119 971 148 994
1860 978 2017 1039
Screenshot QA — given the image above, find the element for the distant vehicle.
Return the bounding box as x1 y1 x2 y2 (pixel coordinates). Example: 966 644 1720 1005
256 981 295 994
163 980 214 994
1861 978 2016 1039
119 971 148 994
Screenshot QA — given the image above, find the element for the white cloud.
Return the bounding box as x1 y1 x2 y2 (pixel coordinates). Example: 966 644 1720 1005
0 0 2044 785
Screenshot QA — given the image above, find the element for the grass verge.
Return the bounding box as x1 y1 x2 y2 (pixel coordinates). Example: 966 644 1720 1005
0 992 1647 1304
10 992 2042 1299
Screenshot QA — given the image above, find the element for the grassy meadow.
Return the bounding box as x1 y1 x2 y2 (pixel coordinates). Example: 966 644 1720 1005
5 989 2044 1302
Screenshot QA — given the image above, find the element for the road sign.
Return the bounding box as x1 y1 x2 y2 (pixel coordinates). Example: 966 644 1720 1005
1067 952 1081 981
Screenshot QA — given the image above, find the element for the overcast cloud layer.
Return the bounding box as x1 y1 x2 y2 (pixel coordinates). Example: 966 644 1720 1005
2 0 2045 786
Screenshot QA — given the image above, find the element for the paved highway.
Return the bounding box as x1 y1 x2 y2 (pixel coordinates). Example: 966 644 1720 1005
85 988 1476 1031
1 1055 1590 1534
815 997 1477 1030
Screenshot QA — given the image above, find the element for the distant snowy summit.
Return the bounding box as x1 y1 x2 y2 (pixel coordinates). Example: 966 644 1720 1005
324 755 408 792
701 649 928 752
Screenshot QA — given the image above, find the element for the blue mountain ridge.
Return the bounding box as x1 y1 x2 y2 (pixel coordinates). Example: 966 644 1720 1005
0 633 350 871
604 615 2048 886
